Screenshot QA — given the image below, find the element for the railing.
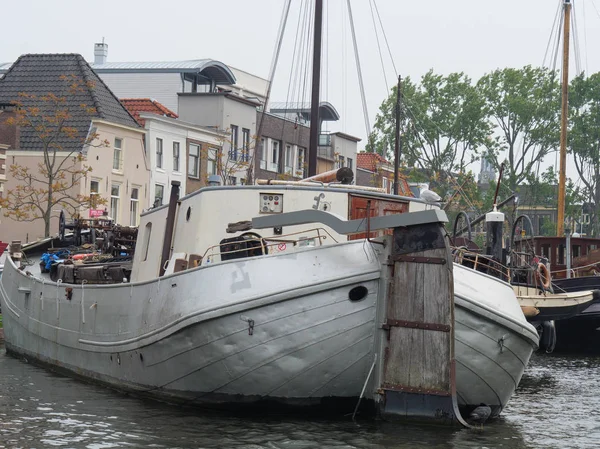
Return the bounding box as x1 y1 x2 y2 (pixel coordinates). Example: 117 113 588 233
200 227 340 265
452 247 511 282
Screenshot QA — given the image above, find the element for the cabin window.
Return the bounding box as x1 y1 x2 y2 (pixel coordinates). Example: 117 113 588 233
143 222 152 261
110 184 120 223
557 244 565 265
156 138 163 168
130 187 139 227
173 142 180 172
573 245 581 258
541 244 551 259
113 138 123 170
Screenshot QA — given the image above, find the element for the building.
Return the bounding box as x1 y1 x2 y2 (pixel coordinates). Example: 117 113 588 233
0 53 149 242
137 111 228 198
177 92 260 186
355 152 412 196
255 111 310 181
120 98 178 126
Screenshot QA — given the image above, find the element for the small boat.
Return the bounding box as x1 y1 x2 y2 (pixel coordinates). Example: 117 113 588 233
513 285 597 322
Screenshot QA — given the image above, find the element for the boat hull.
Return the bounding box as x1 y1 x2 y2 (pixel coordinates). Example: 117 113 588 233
0 245 538 417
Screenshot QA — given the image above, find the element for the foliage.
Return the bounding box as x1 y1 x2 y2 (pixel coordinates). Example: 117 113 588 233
367 70 491 200
477 66 560 192
569 72 600 236
210 127 258 185
0 75 109 237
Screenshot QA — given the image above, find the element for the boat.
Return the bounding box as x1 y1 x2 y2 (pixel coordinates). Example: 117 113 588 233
0 0 538 425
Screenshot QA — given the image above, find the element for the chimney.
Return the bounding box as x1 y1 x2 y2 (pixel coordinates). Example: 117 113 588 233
94 41 108 65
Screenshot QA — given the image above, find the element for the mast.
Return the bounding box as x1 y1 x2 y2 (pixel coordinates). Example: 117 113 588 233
393 75 402 195
557 0 571 237
308 0 323 177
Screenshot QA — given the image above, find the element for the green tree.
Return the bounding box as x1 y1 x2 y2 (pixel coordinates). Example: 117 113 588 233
367 70 490 199
569 72 600 236
477 66 560 192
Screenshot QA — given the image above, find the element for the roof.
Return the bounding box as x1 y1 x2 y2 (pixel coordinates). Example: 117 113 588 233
120 98 178 126
357 152 392 172
269 101 340 121
0 54 140 152
332 131 361 142
91 59 236 85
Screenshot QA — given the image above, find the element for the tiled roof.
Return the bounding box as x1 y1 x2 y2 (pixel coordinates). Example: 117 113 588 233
357 152 391 172
120 98 178 126
0 54 139 152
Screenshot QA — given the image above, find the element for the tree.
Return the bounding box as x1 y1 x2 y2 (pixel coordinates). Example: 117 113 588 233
367 70 490 200
569 72 600 236
477 66 560 193
0 75 109 237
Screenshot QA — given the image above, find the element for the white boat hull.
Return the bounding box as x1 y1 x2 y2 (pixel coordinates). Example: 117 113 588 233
0 242 538 416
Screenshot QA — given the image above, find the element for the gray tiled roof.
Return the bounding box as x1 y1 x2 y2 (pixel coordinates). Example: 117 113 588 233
0 54 139 152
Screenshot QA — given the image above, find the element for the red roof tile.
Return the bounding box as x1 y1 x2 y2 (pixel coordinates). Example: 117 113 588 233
120 98 178 126
357 152 391 172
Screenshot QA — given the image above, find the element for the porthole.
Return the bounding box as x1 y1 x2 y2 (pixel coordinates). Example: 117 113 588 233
186 206 192 221
349 286 368 302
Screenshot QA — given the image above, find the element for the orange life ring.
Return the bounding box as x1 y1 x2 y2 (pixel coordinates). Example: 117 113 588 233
537 263 551 289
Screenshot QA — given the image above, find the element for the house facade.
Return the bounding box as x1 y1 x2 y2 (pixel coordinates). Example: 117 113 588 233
0 53 149 243
356 152 413 196
255 112 309 181
178 92 260 186
138 112 228 198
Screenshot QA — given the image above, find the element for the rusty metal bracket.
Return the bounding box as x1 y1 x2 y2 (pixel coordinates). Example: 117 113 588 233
393 255 446 264
380 383 451 397
382 319 451 332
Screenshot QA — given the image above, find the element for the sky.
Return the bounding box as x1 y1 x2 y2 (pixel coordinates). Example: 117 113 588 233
2 0 599 181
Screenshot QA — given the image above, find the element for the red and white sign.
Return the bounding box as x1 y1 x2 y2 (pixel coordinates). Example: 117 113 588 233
277 243 287 252
89 209 104 218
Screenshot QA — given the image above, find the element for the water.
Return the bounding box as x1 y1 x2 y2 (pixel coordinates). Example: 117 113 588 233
1 347 599 448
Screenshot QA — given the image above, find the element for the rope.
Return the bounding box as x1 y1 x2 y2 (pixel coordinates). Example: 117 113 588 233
346 0 371 137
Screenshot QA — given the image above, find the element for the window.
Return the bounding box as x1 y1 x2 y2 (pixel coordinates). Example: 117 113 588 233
270 140 280 172
130 187 139 227
113 138 122 170
154 184 164 207
285 144 293 174
110 184 120 223
337 155 345 169
228 176 237 185
260 138 267 169
230 125 239 160
90 179 100 209
347 157 353 170
242 128 250 162
207 148 218 176
240 178 246 185
156 138 163 168
173 142 180 172
296 147 306 177
188 143 200 177
382 177 389 193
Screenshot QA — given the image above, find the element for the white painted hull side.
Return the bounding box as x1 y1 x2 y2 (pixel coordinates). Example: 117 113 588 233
0 241 382 407
0 244 538 415
453 264 539 417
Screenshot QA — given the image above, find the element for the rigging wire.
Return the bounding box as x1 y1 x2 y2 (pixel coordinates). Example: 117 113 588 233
582 0 589 74
543 0 563 68
346 0 371 138
368 0 389 92
373 0 398 78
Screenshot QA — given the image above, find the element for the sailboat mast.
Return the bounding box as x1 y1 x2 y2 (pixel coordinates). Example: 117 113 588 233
557 0 571 237
308 0 323 177
393 75 402 195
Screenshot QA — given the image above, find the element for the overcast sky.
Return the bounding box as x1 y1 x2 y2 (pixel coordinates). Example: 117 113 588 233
2 0 598 179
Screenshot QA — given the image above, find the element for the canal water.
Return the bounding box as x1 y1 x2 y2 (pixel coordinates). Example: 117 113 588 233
1 346 599 448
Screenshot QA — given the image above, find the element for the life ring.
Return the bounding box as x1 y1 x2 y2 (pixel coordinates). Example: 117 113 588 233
536 263 551 289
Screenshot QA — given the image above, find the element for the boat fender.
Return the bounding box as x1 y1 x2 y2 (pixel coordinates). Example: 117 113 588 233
540 320 556 353
537 263 551 289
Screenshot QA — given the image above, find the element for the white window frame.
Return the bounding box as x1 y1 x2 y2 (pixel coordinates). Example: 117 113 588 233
113 138 123 171
284 144 293 175
207 148 218 176
173 142 180 172
110 183 120 223
296 147 306 178
156 138 163 169
270 140 280 172
260 138 267 169
130 186 140 227
154 183 165 207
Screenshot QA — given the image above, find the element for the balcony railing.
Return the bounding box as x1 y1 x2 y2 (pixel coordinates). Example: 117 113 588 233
317 145 334 160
